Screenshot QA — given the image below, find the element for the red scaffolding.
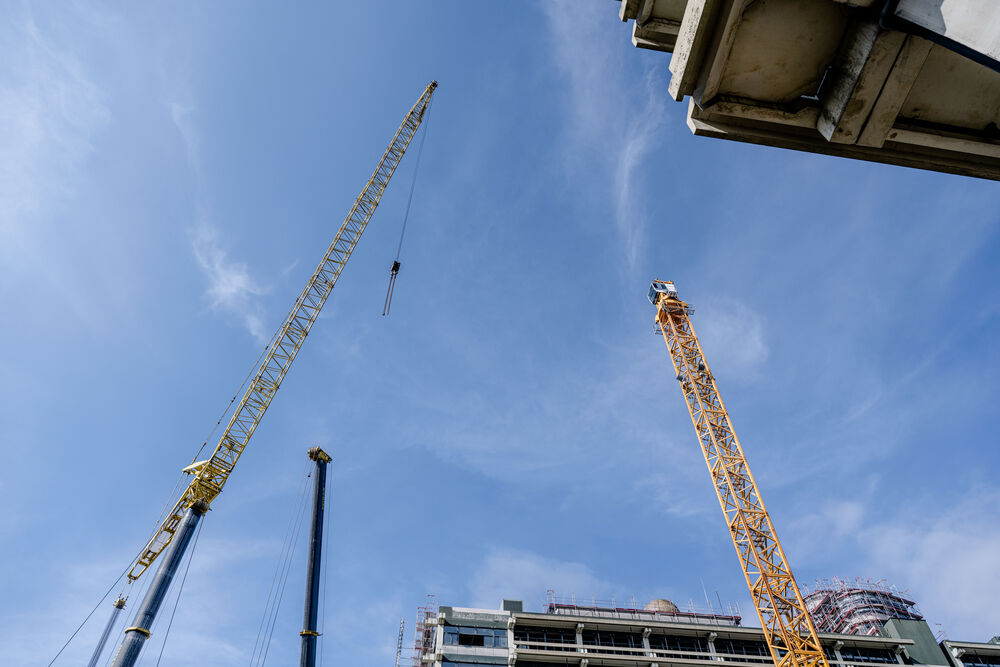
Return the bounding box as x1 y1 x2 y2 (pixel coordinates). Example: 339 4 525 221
803 578 922 636
410 595 436 667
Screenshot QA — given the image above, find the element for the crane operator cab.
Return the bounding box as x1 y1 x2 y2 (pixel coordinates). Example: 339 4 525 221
648 280 678 306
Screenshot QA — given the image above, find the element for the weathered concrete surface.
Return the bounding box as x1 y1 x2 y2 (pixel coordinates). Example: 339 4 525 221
890 0 1000 70
615 0 1000 179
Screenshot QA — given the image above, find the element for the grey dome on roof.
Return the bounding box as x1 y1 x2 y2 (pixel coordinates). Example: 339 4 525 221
644 599 680 613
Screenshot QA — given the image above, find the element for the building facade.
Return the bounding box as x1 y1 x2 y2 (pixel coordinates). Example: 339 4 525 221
411 595 975 667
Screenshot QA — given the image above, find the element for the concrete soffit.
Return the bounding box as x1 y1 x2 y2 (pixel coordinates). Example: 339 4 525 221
614 0 1000 180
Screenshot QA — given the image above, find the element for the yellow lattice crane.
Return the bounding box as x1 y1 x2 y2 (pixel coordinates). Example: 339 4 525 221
94 81 437 667
648 280 829 667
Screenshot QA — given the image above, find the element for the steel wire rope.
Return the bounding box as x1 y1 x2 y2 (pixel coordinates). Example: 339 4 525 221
103 585 137 667
154 519 204 666
106 569 156 667
317 460 334 666
393 98 432 262
45 559 137 666
189 290 302 466
136 565 178 667
383 98 433 316
258 472 312 666
64 222 317 667
124 293 301 589
249 461 312 666
249 465 309 665
130 283 310 600
131 270 302 592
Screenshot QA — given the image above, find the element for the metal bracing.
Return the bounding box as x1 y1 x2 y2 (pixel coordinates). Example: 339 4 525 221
126 81 437 584
650 281 829 667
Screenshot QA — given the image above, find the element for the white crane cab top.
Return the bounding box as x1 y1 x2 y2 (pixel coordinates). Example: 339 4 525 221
648 280 678 306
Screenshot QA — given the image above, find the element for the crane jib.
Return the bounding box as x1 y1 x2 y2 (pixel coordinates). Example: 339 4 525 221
126 81 437 583
651 280 830 667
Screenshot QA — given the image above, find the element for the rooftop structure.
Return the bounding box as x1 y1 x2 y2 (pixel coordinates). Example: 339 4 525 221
543 591 742 627
410 590 971 667
613 0 1000 180
804 579 924 636
942 640 1000 667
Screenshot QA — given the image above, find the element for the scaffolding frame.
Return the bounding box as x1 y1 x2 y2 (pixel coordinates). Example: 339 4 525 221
804 578 922 636
411 595 437 667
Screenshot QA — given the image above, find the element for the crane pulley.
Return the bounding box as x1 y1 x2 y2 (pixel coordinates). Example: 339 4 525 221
649 280 829 667
94 81 437 667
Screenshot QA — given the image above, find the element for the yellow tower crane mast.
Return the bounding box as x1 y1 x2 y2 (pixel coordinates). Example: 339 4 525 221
648 280 829 667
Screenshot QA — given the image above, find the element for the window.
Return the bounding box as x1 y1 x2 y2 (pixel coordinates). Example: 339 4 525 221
513 625 577 651
580 629 644 655
839 647 898 664
961 654 1000 667
443 626 508 649
717 638 771 662
649 634 711 658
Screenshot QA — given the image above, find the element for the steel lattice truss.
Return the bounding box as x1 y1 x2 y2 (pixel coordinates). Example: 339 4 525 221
128 82 437 582
654 286 829 667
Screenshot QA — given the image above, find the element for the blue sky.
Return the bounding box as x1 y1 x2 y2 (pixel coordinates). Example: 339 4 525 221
2 2 999 666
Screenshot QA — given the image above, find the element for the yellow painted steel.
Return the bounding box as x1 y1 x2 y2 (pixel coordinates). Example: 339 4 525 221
127 81 437 583
650 280 829 667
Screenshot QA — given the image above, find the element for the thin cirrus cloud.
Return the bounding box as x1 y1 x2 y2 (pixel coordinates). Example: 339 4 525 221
191 223 268 342
172 103 270 342
540 0 666 275
0 10 108 253
787 485 1000 642
468 547 614 610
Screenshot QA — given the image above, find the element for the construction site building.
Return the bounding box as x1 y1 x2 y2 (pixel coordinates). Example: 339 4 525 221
804 579 924 636
409 588 987 667
942 640 1000 667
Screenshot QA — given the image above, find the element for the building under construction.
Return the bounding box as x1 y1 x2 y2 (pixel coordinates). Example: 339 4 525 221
804 579 924 637
409 586 1000 667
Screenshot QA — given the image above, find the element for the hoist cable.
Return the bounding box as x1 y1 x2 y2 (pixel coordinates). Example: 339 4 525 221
46 561 135 666
394 98 433 262
259 476 311 666
250 462 311 666
190 292 299 465
125 291 302 586
250 463 310 665
383 98 433 316
155 519 203 666
318 462 334 666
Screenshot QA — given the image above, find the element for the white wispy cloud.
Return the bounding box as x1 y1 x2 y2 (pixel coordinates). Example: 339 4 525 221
540 1 667 274
695 297 770 382
0 11 108 244
469 547 614 610
790 486 1000 642
0 7 111 331
191 223 268 341
171 101 270 341
409 333 708 516
863 488 1000 641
